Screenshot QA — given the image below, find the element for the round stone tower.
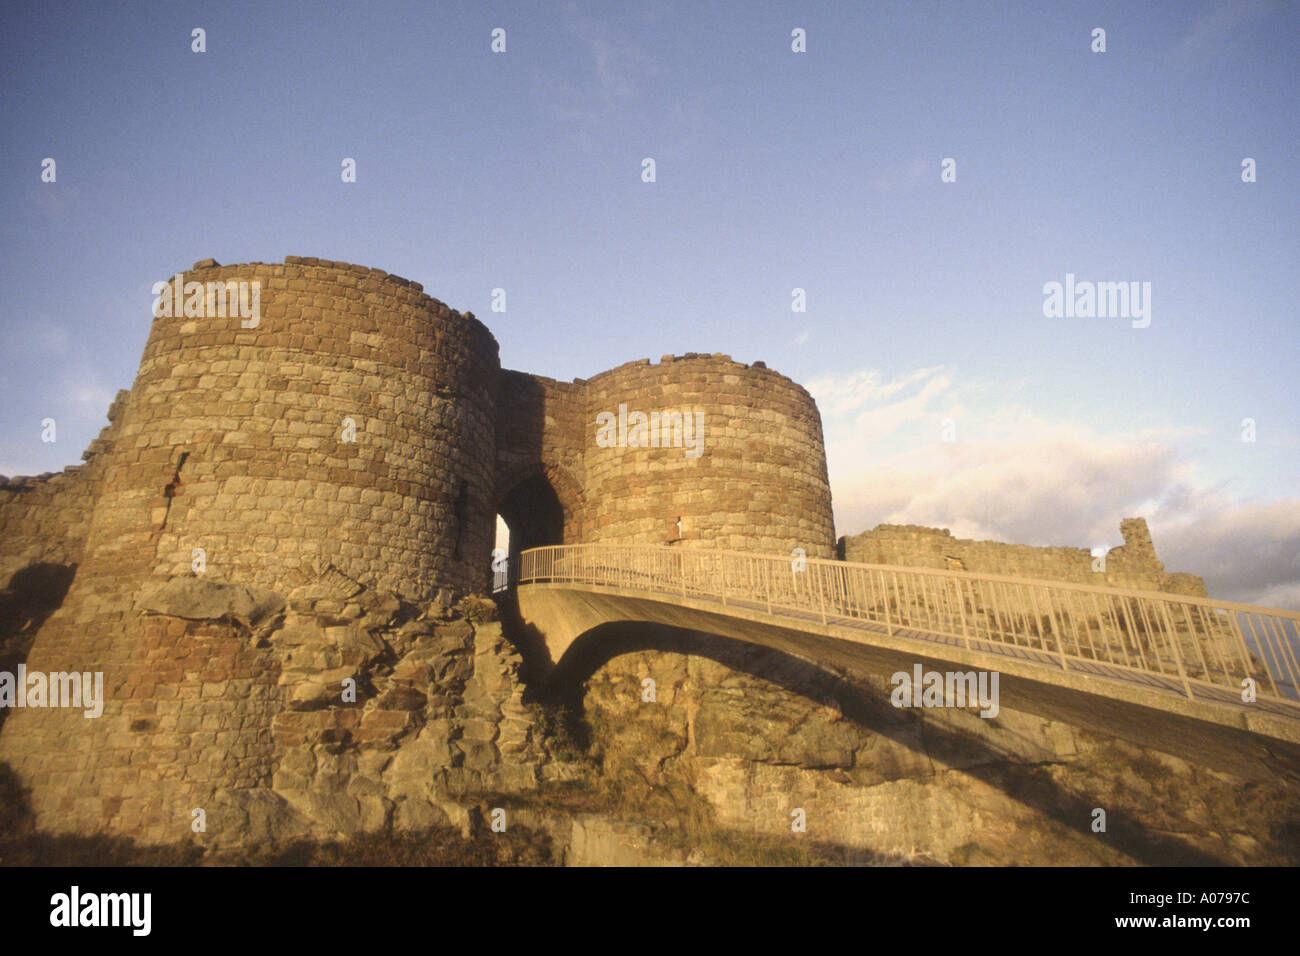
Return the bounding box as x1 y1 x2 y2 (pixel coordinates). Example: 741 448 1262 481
109 256 500 597
581 354 835 557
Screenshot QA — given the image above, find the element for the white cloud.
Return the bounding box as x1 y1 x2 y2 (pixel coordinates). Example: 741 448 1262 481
813 365 1300 610
1171 0 1273 64
806 365 947 420
1156 497 1300 609
531 8 658 126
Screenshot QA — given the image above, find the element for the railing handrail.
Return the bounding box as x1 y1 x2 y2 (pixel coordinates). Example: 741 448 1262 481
518 543 1300 620
515 543 1300 713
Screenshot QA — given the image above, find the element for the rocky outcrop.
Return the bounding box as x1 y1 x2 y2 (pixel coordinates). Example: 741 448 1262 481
573 630 1300 865
117 568 552 852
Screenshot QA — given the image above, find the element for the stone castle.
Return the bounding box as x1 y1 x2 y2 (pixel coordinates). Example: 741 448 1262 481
0 256 1292 864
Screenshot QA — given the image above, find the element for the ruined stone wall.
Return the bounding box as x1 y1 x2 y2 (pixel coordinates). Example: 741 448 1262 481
581 354 835 557
0 391 126 586
494 356 836 558
1 250 1250 862
838 517 1207 596
0 472 94 584
0 257 846 850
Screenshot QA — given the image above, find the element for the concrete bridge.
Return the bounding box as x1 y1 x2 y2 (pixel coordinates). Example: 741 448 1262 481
515 544 1300 782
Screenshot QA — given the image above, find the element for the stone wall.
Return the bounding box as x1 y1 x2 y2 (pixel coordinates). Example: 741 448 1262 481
494 370 589 547
0 390 125 585
0 257 842 848
838 517 1207 596
492 354 837 559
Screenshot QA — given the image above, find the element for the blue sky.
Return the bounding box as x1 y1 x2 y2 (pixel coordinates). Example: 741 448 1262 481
1 0 1296 605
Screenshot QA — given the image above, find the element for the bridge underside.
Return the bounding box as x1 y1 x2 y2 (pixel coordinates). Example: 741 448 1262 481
517 583 1300 783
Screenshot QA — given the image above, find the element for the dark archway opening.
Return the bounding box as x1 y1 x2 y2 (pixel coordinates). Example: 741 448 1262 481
493 473 567 679
495 472 565 588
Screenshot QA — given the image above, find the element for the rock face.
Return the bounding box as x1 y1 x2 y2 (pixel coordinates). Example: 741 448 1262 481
574 629 1300 865
247 581 548 850
2 563 1296 862
0 560 550 847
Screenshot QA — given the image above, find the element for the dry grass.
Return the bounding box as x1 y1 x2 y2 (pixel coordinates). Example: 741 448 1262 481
0 833 206 867
228 825 554 866
0 825 555 867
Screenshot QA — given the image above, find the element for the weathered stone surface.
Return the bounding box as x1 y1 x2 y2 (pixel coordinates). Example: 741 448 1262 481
200 788 311 851
566 814 687 867
136 577 284 627
256 580 543 840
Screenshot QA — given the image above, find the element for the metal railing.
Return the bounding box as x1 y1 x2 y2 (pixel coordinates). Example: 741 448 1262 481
518 544 1300 711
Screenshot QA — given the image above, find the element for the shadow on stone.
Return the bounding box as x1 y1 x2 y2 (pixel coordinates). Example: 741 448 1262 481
542 620 1265 866
0 761 204 866
0 562 76 736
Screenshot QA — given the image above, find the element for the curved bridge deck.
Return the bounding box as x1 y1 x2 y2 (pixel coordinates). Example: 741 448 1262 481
515 544 1300 780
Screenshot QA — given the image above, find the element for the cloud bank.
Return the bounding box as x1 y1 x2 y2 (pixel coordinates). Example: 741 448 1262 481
807 365 1300 610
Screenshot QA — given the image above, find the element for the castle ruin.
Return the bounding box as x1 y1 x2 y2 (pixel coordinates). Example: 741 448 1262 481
1 256 1286 864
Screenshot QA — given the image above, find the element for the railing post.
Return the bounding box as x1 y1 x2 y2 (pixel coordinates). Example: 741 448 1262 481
816 563 827 624
1269 616 1300 700
1242 614 1283 698
1157 599 1195 700
1045 588 1069 660
957 577 971 651
880 570 892 635
1027 584 1067 671
1178 601 1213 682
764 558 772 614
